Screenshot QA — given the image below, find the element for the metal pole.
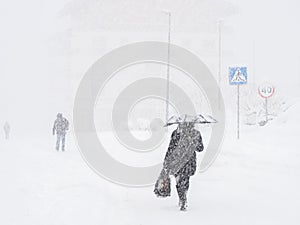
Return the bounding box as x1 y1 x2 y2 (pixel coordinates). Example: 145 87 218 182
265 98 268 122
237 84 240 139
218 20 222 110
165 12 171 123
252 40 255 84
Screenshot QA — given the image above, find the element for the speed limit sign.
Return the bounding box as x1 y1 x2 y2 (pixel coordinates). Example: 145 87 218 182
258 83 275 98
258 83 275 124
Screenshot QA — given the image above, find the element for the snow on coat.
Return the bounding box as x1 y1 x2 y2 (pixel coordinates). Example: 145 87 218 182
53 116 69 134
163 127 203 177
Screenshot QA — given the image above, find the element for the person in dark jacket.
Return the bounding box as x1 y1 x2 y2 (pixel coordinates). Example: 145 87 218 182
3 121 10 140
52 113 69 151
163 122 203 211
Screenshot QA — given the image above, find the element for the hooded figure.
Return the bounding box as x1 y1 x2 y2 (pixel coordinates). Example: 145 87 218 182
154 122 203 211
52 113 69 151
3 122 10 140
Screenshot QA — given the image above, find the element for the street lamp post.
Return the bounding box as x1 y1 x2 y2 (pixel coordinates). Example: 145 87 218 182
218 20 223 110
163 11 171 123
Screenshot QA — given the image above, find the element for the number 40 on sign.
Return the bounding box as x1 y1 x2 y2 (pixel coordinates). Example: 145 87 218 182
258 83 275 98
258 83 275 124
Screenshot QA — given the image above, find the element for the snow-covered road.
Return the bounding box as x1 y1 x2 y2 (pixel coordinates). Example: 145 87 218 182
0 103 299 225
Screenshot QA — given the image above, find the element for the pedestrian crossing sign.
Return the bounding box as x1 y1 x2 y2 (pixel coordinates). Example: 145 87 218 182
229 67 247 85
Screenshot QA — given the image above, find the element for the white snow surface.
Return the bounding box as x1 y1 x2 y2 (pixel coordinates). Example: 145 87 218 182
1 0 300 224
0 102 299 225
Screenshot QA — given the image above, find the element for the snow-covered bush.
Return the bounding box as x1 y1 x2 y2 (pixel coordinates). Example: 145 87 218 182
240 83 287 125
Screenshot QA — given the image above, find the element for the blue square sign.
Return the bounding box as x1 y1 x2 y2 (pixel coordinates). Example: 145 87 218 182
229 67 247 85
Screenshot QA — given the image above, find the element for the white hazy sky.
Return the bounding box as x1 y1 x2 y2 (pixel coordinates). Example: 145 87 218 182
0 0 299 133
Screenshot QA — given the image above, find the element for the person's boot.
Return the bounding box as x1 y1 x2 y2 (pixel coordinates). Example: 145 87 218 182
180 200 187 211
180 203 187 211
179 193 187 211
180 199 187 211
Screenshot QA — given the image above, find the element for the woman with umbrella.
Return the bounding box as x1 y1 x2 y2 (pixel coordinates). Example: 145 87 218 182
154 114 216 211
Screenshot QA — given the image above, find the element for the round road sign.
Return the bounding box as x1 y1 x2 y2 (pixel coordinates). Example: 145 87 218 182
258 83 275 98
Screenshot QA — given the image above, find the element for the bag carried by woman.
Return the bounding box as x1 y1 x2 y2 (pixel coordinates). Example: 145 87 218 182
153 168 171 198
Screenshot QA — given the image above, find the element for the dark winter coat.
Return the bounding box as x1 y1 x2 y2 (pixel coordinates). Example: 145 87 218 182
163 128 203 177
53 117 69 135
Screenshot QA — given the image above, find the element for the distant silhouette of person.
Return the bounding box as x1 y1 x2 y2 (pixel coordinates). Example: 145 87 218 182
52 113 69 151
3 121 10 140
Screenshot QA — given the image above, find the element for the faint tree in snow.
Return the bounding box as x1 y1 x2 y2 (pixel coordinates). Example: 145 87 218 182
240 83 288 125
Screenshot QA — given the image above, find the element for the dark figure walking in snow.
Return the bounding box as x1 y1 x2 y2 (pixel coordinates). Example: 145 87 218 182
3 121 10 140
155 122 203 211
52 113 69 151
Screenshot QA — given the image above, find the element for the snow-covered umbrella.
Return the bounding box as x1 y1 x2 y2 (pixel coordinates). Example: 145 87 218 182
164 114 217 127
